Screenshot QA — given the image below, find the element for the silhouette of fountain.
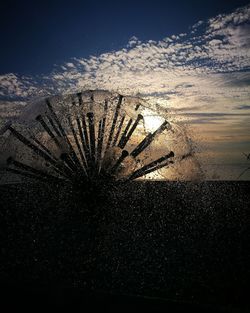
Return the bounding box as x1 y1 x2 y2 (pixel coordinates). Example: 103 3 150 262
238 152 250 179
0 90 175 192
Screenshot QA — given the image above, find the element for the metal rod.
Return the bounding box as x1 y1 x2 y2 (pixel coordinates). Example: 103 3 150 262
135 103 141 111
67 148 84 172
46 100 83 170
46 99 66 137
104 98 108 114
90 92 94 111
97 100 108 169
112 115 125 147
30 135 57 161
106 95 123 150
100 100 108 150
4 167 50 182
109 150 129 175
47 100 84 169
128 151 174 180
60 153 79 172
30 135 74 176
76 115 91 168
60 151 85 176
46 113 62 138
129 160 174 180
119 114 143 149
77 92 83 106
7 126 68 177
130 120 170 158
118 118 133 148
36 115 61 148
180 152 192 161
9 126 56 165
81 114 90 152
6 157 64 182
0 121 12 136
68 115 88 173
87 112 96 165
96 119 103 170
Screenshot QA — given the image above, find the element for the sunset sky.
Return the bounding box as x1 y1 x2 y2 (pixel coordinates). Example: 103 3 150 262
0 0 249 179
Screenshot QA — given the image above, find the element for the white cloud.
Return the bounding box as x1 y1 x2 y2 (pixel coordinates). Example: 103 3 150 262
127 36 141 48
0 4 249 117
192 20 204 30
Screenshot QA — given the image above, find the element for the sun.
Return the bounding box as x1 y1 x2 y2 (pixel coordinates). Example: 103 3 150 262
143 115 165 132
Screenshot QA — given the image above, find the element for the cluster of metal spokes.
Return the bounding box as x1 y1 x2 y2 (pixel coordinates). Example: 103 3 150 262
1 91 175 186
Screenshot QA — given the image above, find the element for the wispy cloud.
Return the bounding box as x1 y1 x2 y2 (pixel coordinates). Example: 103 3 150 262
235 104 250 110
0 4 249 115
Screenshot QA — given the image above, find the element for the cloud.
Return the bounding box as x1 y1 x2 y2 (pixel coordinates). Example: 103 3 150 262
235 104 250 110
179 111 250 124
0 3 249 117
192 20 204 30
127 36 141 48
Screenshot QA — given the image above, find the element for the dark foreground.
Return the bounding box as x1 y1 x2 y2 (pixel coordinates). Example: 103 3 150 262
1 181 249 312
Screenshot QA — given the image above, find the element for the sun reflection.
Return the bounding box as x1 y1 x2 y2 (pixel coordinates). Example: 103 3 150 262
143 115 165 132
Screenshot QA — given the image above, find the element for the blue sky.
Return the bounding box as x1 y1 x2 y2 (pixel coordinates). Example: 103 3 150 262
0 0 249 179
1 0 249 75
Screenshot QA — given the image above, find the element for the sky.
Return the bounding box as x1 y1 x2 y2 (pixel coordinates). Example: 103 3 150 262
0 0 250 179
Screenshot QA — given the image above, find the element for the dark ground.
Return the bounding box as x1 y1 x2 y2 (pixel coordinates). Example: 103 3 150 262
0 181 249 312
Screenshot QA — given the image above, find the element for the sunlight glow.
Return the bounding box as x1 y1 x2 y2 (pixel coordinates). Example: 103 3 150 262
143 115 165 132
